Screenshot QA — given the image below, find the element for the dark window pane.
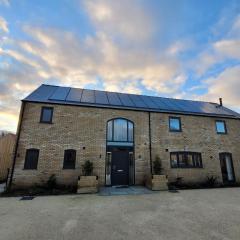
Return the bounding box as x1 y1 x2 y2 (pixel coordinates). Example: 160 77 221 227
170 153 178 167
40 107 53 123
24 149 39 170
63 150 76 169
107 118 134 143
113 119 128 141
169 117 181 131
216 121 226 133
128 122 133 142
178 153 186 167
185 154 193 167
170 152 202 168
107 121 113 141
193 153 202 167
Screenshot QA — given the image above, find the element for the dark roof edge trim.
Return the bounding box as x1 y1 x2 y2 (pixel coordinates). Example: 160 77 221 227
22 99 240 120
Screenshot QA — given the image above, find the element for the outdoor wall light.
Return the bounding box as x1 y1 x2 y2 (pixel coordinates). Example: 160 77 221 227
83 147 85 150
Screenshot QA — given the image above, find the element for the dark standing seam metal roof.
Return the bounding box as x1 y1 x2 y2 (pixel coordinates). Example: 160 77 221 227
23 84 240 119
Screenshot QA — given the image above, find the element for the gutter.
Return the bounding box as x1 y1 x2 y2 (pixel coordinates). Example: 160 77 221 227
8 101 25 191
148 112 153 175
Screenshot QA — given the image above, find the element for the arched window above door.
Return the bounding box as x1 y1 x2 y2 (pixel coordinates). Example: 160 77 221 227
107 118 134 142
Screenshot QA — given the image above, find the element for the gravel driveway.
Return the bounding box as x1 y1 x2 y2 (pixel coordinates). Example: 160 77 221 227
0 188 240 240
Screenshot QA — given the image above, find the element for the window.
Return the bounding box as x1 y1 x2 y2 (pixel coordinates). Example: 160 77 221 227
63 149 76 169
107 120 113 141
107 118 134 142
128 121 134 142
114 119 128 141
24 149 39 170
216 120 227 134
170 152 202 168
219 153 235 182
40 107 53 123
169 117 181 132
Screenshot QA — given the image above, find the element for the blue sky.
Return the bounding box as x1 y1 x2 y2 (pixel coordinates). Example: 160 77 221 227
0 0 240 132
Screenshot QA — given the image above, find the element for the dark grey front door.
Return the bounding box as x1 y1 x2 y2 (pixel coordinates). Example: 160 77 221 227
111 149 129 186
220 153 235 183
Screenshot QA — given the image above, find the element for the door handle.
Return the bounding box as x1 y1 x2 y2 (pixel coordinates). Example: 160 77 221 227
117 169 123 172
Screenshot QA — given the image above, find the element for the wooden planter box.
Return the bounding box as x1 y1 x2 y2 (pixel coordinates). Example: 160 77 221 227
146 175 168 191
77 176 98 194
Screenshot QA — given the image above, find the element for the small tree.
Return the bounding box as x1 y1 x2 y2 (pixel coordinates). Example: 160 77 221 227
82 160 93 176
153 155 163 175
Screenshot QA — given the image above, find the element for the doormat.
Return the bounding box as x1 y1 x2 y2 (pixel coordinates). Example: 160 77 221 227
20 196 35 200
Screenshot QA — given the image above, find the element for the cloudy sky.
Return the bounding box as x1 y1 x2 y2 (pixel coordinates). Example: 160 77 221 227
0 0 240 132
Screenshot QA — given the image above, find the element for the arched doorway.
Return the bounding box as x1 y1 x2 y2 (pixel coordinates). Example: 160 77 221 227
105 118 134 186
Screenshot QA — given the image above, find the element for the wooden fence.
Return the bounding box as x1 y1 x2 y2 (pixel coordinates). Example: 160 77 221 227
0 134 16 182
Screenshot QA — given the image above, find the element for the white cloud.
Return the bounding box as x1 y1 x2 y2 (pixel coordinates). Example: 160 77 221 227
202 65 240 109
186 14 240 112
195 39 240 75
195 14 240 75
213 40 240 59
0 0 10 7
167 39 194 56
83 0 155 43
3 25 184 95
0 20 187 132
0 16 9 33
229 15 240 37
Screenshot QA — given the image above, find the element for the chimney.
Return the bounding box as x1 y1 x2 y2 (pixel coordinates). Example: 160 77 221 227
219 98 223 106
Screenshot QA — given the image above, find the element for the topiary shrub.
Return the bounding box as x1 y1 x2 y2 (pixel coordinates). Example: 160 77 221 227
203 176 218 188
82 160 93 176
153 155 163 175
47 174 57 190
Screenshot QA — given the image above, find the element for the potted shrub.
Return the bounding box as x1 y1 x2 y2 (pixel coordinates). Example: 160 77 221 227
77 160 98 194
146 156 168 191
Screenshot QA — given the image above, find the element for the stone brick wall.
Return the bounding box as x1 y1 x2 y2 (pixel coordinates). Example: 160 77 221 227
12 102 150 188
11 102 240 189
151 113 240 184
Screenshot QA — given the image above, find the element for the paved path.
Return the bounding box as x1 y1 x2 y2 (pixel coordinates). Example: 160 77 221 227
99 186 155 196
0 188 240 240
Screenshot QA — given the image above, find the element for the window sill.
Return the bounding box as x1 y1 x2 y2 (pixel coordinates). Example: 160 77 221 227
23 168 38 170
39 121 53 124
171 166 203 169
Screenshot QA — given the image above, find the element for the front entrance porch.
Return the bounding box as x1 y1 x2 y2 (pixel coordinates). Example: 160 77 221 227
106 118 135 186
106 146 134 186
